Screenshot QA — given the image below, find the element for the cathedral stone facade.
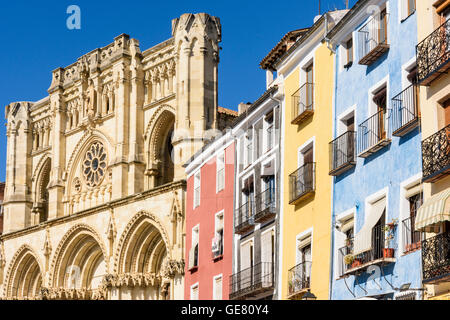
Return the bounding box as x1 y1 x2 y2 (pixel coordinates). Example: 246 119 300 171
0 13 231 300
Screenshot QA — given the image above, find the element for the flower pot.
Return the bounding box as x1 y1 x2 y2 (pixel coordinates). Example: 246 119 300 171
351 260 362 268
383 248 394 258
405 244 411 252
387 223 395 229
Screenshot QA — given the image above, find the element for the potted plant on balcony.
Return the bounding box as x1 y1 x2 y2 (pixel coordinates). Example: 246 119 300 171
386 218 398 230
344 254 354 266
383 220 397 258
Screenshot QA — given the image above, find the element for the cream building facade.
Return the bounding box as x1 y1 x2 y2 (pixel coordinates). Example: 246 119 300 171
0 13 232 300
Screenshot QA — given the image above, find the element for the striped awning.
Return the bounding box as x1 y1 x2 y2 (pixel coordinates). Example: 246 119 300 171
415 188 450 232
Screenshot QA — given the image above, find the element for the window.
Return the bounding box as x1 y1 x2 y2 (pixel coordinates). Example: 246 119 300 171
193 171 201 208
401 0 416 21
373 85 388 140
242 175 255 205
245 129 253 167
407 0 416 16
345 38 353 68
296 235 312 286
265 111 274 152
190 283 199 300
189 226 199 270
305 63 314 108
213 275 223 300
240 240 254 272
212 212 224 259
403 188 424 253
216 152 225 193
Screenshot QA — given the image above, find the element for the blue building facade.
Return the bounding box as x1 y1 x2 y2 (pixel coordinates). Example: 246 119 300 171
328 0 423 300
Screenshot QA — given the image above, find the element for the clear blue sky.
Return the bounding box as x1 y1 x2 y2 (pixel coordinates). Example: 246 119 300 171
0 0 357 182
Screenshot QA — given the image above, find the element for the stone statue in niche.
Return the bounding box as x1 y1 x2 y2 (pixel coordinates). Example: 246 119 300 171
85 80 97 119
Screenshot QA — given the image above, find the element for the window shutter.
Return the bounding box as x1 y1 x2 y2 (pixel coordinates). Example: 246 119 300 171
401 0 408 21
239 137 245 170
189 247 195 269
261 231 273 264
240 241 252 271
191 285 199 300
214 277 222 300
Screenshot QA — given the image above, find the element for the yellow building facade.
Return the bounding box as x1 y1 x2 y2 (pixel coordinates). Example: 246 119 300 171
415 0 450 300
274 12 346 300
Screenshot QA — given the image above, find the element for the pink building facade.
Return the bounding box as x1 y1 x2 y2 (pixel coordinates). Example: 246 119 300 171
184 132 235 300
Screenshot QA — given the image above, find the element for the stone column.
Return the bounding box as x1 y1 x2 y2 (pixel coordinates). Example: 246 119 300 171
128 39 145 195
3 102 33 232
110 35 131 199
47 71 66 219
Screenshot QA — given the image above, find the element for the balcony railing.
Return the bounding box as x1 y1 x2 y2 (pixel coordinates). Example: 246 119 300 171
422 231 450 284
338 224 394 277
402 216 424 254
358 13 389 65
229 262 274 300
417 18 450 86
329 131 356 176
254 188 276 224
291 83 314 125
357 110 391 158
422 124 450 183
391 84 420 137
289 163 315 205
234 200 255 235
287 262 311 299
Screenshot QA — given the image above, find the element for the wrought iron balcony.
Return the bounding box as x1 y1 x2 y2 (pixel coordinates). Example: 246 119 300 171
254 188 276 224
287 261 311 299
289 163 315 205
422 124 450 183
358 13 389 65
357 110 391 158
229 262 274 300
402 216 424 254
338 225 395 277
329 131 356 176
234 200 255 235
391 84 420 137
291 83 314 125
417 18 450 86
422 231 450 284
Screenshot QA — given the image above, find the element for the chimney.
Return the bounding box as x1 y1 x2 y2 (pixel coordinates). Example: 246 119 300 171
238 102 251 116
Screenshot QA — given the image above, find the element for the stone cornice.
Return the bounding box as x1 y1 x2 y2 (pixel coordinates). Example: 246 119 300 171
0 180 186 241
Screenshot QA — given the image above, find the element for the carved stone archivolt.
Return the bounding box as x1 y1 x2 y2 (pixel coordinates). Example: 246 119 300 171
3 245 43 299
114 211 171 274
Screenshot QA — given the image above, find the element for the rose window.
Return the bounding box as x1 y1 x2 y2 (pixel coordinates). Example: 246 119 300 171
82 142 107 187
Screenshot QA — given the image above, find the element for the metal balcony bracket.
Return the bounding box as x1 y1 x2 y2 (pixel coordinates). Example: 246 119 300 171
343 276 357 298
356 276 368 295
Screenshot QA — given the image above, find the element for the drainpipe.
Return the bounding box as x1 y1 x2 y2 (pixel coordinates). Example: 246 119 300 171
269 91 282 300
